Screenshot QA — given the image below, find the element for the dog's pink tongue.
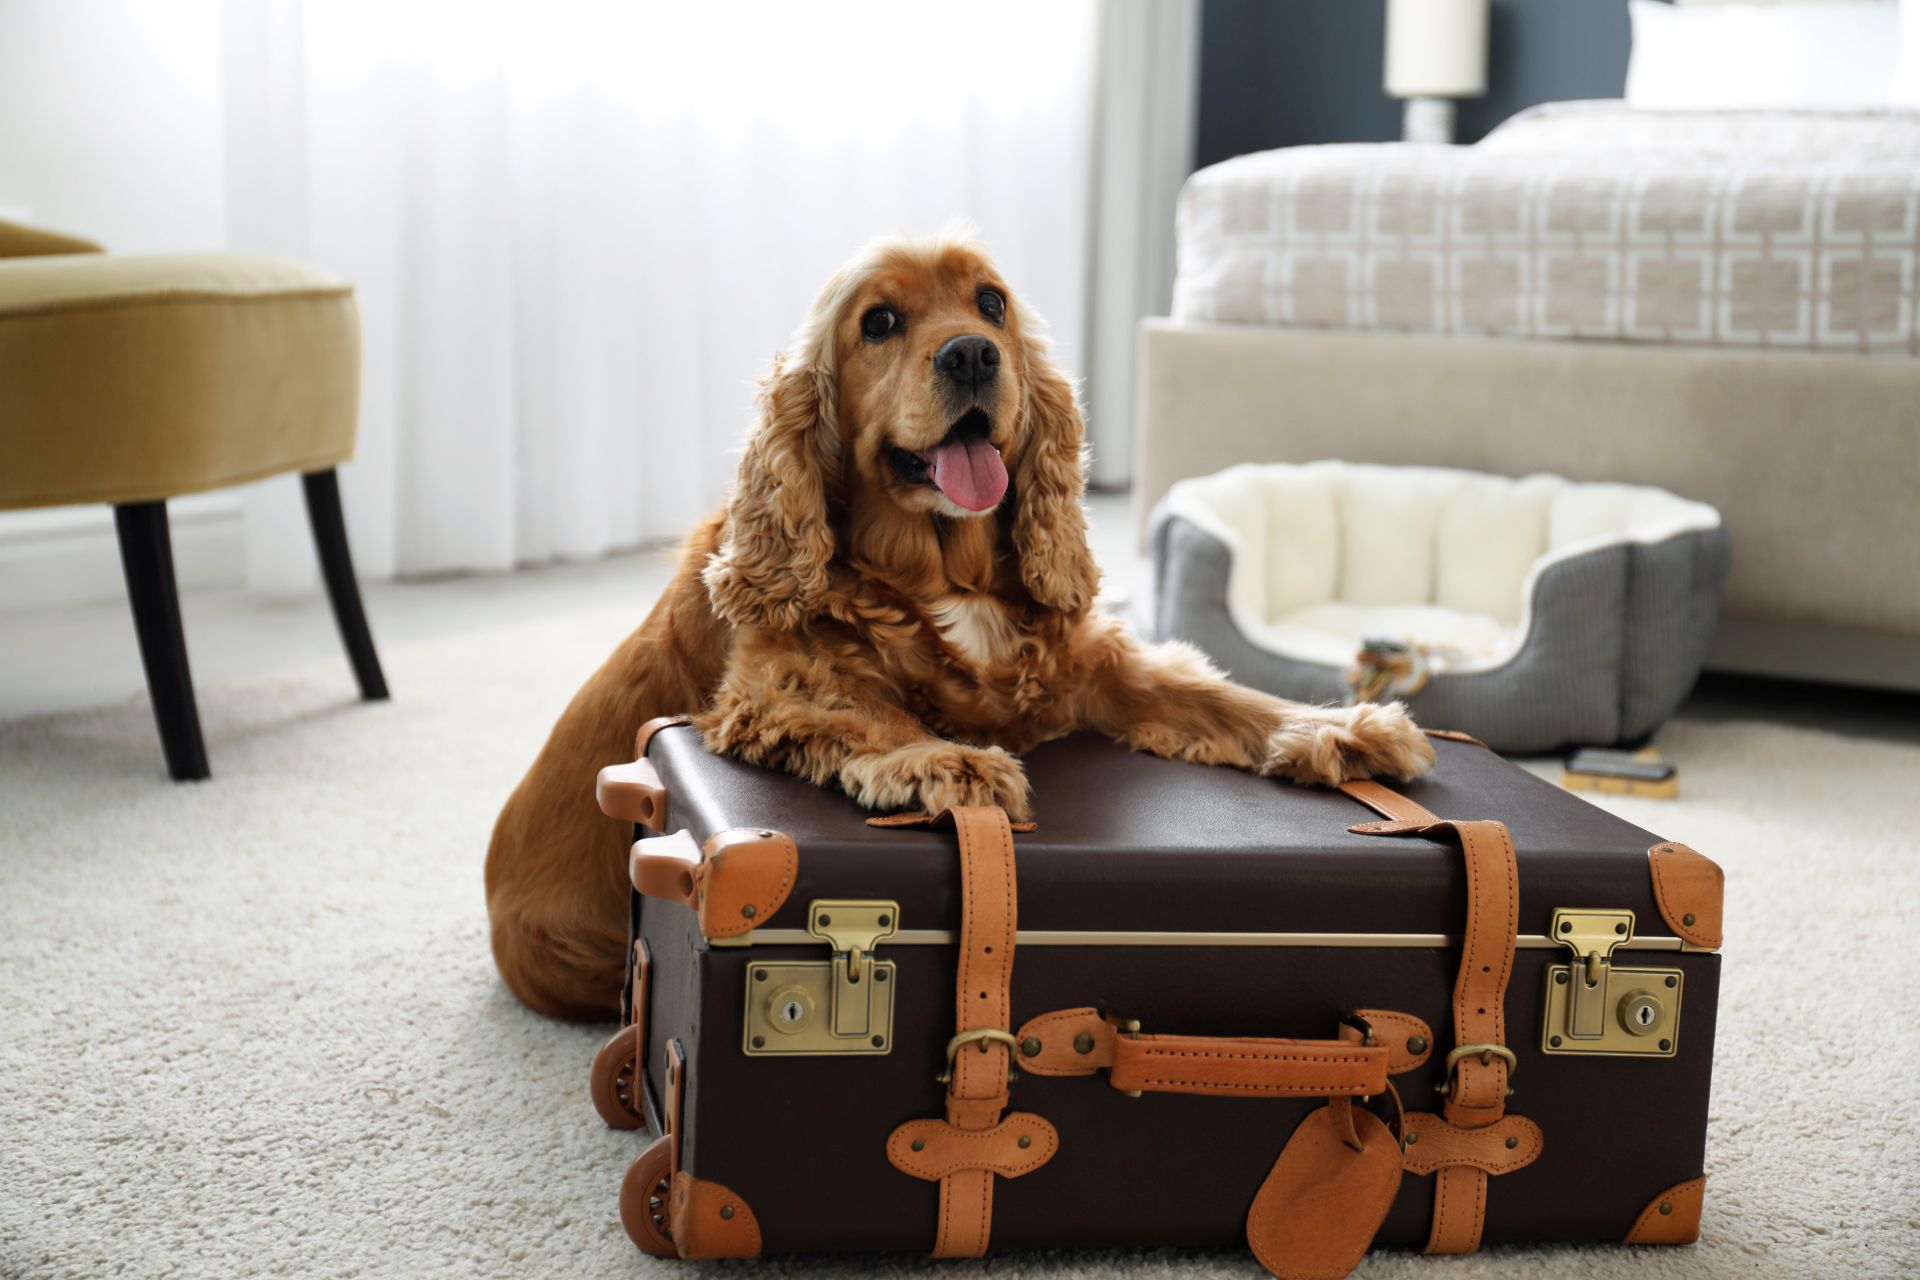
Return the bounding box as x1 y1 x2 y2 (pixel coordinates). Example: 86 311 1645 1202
926 435 1008 512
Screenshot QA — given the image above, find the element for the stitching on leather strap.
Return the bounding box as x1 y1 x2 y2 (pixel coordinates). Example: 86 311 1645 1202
1134 1047 1375 1066
1137 1077 1375 1095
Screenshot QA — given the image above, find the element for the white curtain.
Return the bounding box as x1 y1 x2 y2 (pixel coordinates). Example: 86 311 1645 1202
219 0 1102 589
1085 0 1200 491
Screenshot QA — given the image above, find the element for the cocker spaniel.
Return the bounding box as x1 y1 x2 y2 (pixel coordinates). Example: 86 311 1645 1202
486 233 1434 1020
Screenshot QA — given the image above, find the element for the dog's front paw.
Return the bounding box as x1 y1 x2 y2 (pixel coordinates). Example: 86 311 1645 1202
843 741 1033 821
1261 703 1436 787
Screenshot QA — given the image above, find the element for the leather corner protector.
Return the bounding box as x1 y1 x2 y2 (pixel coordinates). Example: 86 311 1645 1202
1625 1175 1705 1246
1013 1008 1113 1076
1400 1113 1543 1177
1353 1009 1433 1073
697 827 798 939
1648 843 1724 949
668 1171 762 1259
887 1113 1059 1182
634 714 692 758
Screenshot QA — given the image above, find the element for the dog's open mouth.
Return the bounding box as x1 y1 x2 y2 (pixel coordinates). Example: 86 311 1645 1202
887 408 1007 512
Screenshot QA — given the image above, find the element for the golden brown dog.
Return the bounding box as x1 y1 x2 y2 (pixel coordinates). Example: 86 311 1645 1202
485 233 1434 1020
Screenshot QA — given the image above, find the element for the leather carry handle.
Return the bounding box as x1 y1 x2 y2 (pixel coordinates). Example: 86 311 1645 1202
1013 1008 1389 1099
1112 1030 1387 1100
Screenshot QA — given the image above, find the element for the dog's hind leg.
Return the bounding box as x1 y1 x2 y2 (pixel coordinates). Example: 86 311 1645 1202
485 541 729 1021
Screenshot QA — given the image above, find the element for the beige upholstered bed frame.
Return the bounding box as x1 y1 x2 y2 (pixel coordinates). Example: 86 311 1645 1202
1133 319 1920 690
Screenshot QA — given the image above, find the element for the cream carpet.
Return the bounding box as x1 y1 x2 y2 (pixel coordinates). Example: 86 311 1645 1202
3 603 1917 1279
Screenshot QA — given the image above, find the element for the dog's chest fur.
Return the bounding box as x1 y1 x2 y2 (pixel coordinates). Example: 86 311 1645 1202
928 594 1021 667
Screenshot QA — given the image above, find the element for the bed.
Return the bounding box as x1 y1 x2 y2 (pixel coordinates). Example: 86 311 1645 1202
1137 101 1920 689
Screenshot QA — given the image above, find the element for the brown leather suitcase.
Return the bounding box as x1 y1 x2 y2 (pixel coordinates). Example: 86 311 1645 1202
588 717 1722 1274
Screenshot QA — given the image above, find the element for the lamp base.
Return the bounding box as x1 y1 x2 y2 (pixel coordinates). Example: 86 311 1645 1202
1402 97 1456 145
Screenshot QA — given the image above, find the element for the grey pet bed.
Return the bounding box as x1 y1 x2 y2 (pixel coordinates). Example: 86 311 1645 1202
1148 462 1730 754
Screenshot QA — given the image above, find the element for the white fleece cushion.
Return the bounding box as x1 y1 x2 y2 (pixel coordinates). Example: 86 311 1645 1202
1434 473 1560 625
1335 466 1464 606
1257 466 1339 616
1548 481 1714 552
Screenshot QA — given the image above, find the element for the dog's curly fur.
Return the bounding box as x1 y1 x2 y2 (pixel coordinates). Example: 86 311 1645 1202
485 233 1434 1020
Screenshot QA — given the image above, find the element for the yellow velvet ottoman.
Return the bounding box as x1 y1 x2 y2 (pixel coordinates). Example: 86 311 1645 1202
0 220 386 780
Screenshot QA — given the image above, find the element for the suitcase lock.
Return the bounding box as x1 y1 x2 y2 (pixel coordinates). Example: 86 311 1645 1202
1540 908 1684 1058
741 900 898 1057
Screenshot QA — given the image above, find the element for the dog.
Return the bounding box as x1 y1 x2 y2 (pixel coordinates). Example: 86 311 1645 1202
485 232 1435 1021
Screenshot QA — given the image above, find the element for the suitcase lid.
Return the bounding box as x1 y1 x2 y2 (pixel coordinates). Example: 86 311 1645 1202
644 727 1686 947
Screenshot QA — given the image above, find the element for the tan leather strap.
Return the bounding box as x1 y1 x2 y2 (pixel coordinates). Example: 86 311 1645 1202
1010 1008 1388 1098
887 1114 1059 1181
906 807 1027 1260
663 1039 685 1179
1425 1165 1486 1254
1340 781 1522 1258
1339 778 1441 826
1400 1112 1543 1176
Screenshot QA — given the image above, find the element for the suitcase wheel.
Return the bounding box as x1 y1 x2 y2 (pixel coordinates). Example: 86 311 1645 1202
619 1135 677 1258
590 1025 645 1131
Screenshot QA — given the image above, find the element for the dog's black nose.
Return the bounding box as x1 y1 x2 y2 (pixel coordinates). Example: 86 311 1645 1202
935 334 1000 388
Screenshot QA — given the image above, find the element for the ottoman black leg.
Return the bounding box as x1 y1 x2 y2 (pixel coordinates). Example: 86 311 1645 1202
114 500 211 781
302 469 389 701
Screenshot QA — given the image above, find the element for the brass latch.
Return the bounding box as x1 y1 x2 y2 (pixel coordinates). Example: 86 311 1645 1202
742 900 897 1056
1540 908 1683 1058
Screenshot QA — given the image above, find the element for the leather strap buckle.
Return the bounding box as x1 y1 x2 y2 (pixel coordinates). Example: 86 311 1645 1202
1436 1043 1517 1097
937 1029 1022 1085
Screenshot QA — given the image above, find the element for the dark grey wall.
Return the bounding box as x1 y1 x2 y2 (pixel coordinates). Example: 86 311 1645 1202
1195 0 1639 170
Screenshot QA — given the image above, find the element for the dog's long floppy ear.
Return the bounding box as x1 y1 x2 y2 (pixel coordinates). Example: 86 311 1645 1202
1011 327 1101 615
702 349 840 630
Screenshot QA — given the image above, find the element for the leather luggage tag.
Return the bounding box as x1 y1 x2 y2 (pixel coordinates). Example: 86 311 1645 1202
1246 1103 1403 1280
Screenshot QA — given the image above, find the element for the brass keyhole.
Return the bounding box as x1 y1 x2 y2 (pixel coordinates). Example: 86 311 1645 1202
1617 990 1662 1037
766 985 816 1034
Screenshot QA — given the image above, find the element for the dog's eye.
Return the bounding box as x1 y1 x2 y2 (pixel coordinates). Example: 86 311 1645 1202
977 289 1006 326
861 306 899 341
